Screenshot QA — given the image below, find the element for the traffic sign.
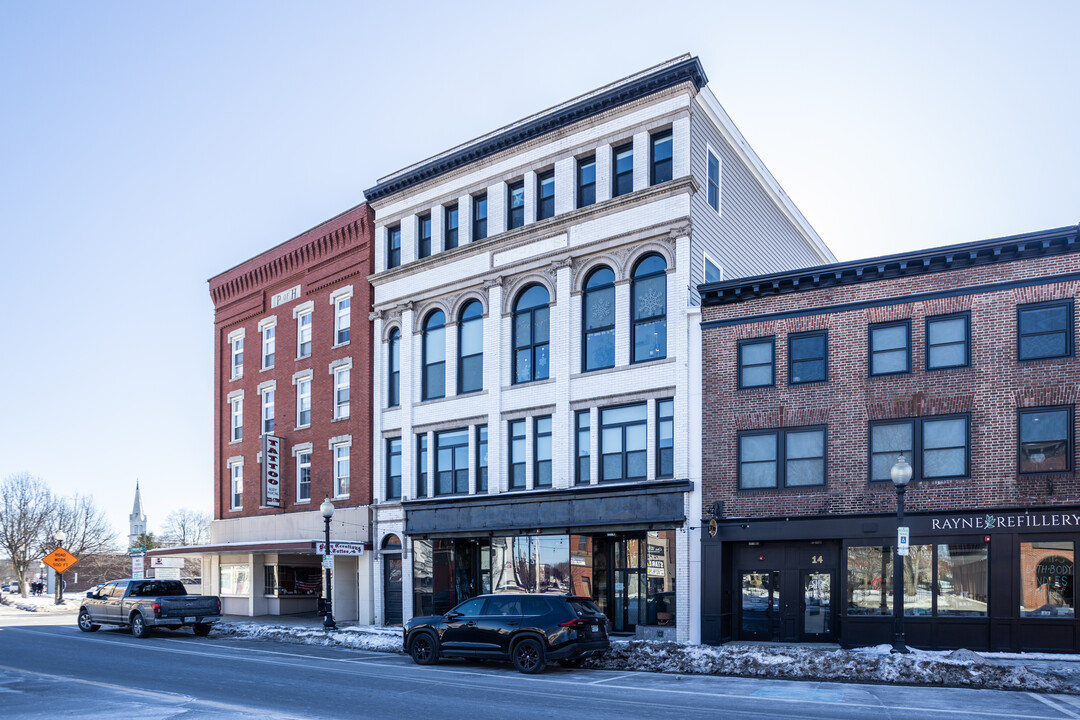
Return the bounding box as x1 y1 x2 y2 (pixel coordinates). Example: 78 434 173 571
897 526 910 556
43 548 79 573
129 546 147 552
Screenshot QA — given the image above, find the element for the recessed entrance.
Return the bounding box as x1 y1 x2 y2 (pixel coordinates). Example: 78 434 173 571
734 541 839 643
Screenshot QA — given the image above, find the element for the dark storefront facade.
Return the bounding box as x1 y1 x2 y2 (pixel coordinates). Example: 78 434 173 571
703 506 1079 652
405 480 688 636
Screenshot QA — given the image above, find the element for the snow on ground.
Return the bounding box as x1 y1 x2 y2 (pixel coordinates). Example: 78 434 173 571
0 592 79 614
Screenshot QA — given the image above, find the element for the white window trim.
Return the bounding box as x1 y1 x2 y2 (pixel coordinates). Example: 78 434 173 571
295 375 312 429
330 286 354 348
331 439 352 500
705 143 722 215
228 328 246 380
227 390 244 444
258 316 278 370
294 301 314 359
293 442 313 504
332 365 351 421
227 457 244 511
703 251 724 284
258 381 276 436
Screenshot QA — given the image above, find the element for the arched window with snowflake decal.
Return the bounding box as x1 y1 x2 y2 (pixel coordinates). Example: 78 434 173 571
582 266 615 372
631 254 667 363
512 285 549 384
457 300 484 394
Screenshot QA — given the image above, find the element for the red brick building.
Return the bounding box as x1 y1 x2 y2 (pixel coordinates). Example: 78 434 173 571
194 202 375 618
699 223 1080 652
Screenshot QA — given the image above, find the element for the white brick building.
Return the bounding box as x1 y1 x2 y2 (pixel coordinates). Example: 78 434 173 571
365 55 833 642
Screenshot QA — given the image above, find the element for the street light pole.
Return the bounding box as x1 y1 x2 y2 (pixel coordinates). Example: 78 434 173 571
54 530 67 605
891 456 912 654
320 497 336 629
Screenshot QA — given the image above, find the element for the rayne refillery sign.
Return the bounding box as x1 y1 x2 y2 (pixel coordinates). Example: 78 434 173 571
263 435 283 507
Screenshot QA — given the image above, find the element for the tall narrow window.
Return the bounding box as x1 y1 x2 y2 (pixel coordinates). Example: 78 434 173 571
423 311 446 400
335 296 351 345
537 170 555 220
229 460 243 510
230 334 244 379
927 313 969 370
509 420 526 489
704 255 722 283
477 425 488 492
296 377 311 427
262 324 276 369
650 130 672 185
577 156 596 208
297 310 312 358
707 149 720 212
417 213 432 258
632 254 667 363
387 329 400 407
386 438 401 500
334 366 350 420
613 143 634 197
870 321 910 375
657 399 674 478
582 266 615 372
576 411 591 485
296 452 311 502
508 181 525 229
534 416 552 487
436 429 469 495
513 285 550 384
600 403 647 482
261 389 274 434
333 443 350 497
387 224 401 269
458 301 484 394
473 194 487 241
230 396 243 442
1018 301 1072 360
444 204 459 249
1019 407 1071 473
417 433 428 498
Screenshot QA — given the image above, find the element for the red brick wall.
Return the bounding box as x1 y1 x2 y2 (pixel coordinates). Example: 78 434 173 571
701 250 1080 521
208 203 375 520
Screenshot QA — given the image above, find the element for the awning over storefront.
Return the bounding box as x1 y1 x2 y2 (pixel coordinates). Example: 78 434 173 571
404 479 692 536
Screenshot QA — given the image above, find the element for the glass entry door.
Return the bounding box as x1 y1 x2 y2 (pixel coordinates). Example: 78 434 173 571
740 570 780 640
800 571 834 641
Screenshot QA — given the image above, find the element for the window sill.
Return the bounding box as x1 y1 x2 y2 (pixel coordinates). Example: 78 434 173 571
295 355 311 362
261 366 275 373
736 384 775 391
332 341 351 350
295 499 311 505
331 415 350 423
503 377 555 392
228 507 243 512
229 439 242 445
294 425 311 432
333 495 350 501
230 374 243 382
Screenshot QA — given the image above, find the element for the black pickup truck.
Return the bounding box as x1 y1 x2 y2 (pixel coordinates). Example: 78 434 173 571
78 578 221 638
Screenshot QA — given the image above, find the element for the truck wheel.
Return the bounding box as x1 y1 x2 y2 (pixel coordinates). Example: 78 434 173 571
77 610 100 633
192 623 212 637
131 613 152 639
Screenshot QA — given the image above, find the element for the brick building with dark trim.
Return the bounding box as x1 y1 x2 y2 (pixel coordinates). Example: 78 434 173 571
698 223 1080 652
159 202 376 619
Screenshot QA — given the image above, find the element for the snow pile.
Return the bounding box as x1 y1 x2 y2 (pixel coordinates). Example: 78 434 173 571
582 640 1066 692
214 621 404 653
0 593 79 614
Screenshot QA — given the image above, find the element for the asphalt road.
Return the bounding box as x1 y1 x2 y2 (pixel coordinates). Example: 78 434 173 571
3 614 1080 720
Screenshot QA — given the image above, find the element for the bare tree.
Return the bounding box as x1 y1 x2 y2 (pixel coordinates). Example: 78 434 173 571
0 473 53 597
161 509 210 547
38 493 119 559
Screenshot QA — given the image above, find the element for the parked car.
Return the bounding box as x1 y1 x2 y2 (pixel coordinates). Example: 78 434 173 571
78 578 221 638
404 593 609 674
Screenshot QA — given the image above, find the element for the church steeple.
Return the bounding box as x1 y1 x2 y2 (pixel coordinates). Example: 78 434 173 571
128 481 147 547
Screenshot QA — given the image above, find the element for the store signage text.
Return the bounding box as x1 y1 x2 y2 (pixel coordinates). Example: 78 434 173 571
271 285 302 308
931 512 1080 532
263 435 282 507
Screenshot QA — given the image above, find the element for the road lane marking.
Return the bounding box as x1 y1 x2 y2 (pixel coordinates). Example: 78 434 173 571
0 664 313 719
589 672 636 685
1028 693 1080 719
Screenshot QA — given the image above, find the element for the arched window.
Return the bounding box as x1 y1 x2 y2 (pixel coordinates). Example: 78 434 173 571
422 311 446 400
382 534 401 551
387 328 400 407
631 254 667 363
582 266 615 372
458 301 484 394
513 285 550 384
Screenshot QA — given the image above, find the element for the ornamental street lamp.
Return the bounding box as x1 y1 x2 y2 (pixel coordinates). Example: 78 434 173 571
320 497 336 629
54 530 67 605
891 455 913 654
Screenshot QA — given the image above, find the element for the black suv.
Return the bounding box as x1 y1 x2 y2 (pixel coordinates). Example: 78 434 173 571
404 593 609 674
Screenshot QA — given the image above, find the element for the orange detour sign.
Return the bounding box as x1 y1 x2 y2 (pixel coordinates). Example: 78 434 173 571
43 548 79 573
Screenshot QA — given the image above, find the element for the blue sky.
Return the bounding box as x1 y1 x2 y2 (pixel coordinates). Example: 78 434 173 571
1 1 1077 541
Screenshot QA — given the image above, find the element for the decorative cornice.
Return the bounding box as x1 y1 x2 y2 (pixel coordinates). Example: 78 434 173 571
368 310 384 322
483 276 505 291
700 224 1080 308
363 57 707 202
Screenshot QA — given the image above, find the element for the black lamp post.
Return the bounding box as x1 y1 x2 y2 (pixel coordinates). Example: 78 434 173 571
891 455 912 654
54 530 67 605
320 497 336 629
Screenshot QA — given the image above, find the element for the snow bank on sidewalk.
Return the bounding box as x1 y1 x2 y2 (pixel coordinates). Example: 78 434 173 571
0 593 79 614
214 621 404 653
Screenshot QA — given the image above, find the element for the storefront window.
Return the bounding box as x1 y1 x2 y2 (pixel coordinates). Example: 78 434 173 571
936 544 988 616
263 565 321 596
412 539 433 616
220 564 249 596
646 530 676 626
1021 541 1075 618
903 545 933 616
570 535 593 597
846 546 892 615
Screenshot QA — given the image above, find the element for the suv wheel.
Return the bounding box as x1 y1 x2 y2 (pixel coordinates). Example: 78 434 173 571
410 633 439 666
131 613 151 639
512 637 546 674
77 610 100 633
